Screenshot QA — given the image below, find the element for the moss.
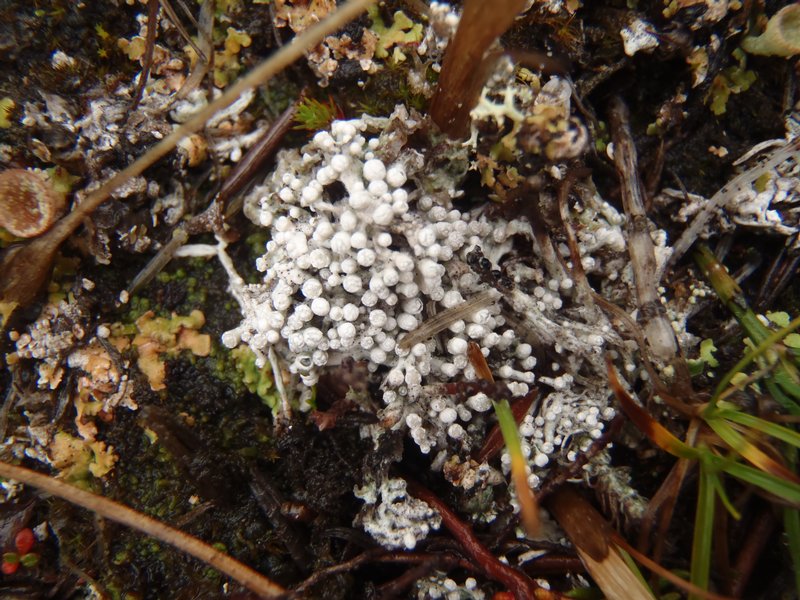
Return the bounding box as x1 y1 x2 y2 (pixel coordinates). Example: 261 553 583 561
213 344 280 413
293 96 342 131
353 63 427 117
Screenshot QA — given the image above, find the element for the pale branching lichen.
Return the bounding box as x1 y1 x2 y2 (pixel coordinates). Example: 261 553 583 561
212 42 709 545
655 119 800 241
354 478 441 550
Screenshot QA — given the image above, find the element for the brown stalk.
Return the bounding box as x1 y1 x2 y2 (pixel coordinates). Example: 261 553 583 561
0 0 374 320
429 0 527 139
175 0 215 100
729 506 777 597
219 92 303 213
126 91 301 296
636 423 699 560
606 355 695 458
0 461 285 598
132 0 160 110
611 531 734 600
608 96 678 363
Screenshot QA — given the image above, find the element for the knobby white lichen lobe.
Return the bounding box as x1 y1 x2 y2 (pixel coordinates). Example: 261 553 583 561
221 80 638 546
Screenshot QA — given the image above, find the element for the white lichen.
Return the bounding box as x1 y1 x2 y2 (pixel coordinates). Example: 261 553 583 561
354 477 441 550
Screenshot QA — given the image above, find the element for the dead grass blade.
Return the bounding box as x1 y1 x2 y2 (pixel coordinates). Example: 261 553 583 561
546 486 655 600
612 531 734 600
606 355 697 459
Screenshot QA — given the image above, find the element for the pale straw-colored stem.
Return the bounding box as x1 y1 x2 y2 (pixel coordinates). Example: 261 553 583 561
0 461 285 598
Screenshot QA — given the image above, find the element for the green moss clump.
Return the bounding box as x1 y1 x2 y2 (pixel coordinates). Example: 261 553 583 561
215 345 280 413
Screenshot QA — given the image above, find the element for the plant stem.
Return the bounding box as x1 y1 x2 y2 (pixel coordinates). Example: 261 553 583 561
0 461 285 598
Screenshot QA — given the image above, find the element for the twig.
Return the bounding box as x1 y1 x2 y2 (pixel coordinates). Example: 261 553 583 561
220 93 303 215
608 95 678 363
398 289 499 350
125 94 300 297
0 461 285 598
132 0 160 110
429 0 527 138
160 0 208 63
729 506 777 597
175 0 215 100
285 550 473 598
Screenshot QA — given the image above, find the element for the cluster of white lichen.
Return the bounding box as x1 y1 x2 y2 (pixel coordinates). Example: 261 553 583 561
9 297 87 390
225 106 542 414
415 573 485 600
354 477 442 550
220 86 650 548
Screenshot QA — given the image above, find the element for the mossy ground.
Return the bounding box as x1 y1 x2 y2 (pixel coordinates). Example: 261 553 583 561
1 1 799 598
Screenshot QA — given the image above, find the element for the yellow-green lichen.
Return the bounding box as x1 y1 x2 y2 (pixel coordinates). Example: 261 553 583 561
110 310 212 391
708 51 757 116
368 6 423 61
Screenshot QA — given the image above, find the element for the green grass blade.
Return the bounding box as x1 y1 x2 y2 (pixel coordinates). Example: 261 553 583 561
784 508 800 598
712 459 800 505
689 467 716 600
709 473 741 520
785 446 800 597
704 418 797 481
709 313 800 410
765 377 800 416
714 407 800 447
773 368 800 402
492 399 539 535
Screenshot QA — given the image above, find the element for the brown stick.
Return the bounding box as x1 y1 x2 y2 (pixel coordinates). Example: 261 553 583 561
729 507 777 597
0 461 285 598
608 96 677 363
429 0 526 139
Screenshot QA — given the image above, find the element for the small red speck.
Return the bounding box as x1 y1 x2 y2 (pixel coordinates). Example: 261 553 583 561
14 529 34 555
1 561 18 575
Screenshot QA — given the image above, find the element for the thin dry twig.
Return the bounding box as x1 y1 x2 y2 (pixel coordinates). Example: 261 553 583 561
132 0 160 109
126 93 301 296
0 461 285 598
398 289 498 350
